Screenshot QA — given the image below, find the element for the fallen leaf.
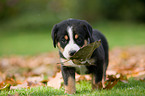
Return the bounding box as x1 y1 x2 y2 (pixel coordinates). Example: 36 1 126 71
47 72 63 89
75 74 91 82
26 75 44 83
108 46 145 79
0 46 144 90
10 81 45 90
104 79 119 90
0 82 4 88
70 40 101 65
10 81 29 90
0 84 11 91
104 73 128 90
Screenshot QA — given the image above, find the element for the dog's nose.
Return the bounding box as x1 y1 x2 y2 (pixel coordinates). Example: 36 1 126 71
69 50 76 56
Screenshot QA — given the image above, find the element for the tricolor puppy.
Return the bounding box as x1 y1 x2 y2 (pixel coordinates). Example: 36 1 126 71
51 19 109 94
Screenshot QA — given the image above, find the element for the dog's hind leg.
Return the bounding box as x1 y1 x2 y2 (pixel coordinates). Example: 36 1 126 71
102 62 106 88
91 61 104 90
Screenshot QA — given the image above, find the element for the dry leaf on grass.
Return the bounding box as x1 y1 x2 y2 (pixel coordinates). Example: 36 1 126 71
0 46 145 90
108 47 145 78
10 82 28 90
0 77 22 87
10 81 45 90
0 84 11 91
103 73 128 90
104 79 119 90
47 72 63 89
10 75 45 90
26 75 44 83
75 74 91 82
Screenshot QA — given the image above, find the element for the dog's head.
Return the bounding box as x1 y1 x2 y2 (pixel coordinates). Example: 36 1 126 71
51 19 94 59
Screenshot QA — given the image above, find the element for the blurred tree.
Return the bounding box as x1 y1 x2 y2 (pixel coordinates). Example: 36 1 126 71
0 0 19 20
76 0 145 22
0 0 145 23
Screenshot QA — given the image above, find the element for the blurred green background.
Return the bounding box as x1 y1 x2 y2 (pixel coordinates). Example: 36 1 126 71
0 0 145 56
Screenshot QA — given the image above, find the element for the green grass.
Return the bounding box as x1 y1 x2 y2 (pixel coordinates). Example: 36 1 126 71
0 11 59 56
0 30 55 55
0 21 145 56
0 12 145 95
0 12 145 56
93 22 145 48
0 78 144 96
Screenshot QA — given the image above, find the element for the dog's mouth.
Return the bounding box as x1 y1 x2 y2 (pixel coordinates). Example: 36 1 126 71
60 40 101 66
69 50 77 57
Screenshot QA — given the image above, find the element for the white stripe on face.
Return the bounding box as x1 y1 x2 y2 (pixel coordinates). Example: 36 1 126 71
62 26 80 59
67 26 74 44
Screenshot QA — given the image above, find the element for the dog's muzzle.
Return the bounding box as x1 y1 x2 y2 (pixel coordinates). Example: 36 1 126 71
69 50 76 56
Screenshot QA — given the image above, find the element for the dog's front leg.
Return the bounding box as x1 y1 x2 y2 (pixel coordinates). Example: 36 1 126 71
61 66 76 94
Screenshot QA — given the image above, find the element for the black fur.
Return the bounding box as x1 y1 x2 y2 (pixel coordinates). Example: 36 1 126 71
51 19 109 93
51 19 94 48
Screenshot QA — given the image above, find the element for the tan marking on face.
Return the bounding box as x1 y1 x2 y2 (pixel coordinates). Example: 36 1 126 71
57 42 64 52
64 35 68 40
84 40 88 46
75 34 79 39
82 40 88 47
65 76 76 94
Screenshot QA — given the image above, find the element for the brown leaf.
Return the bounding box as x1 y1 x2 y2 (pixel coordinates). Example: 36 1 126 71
27 81 45 87
104 73 128 90
108 46 145 79
10 81 45 90
47 72 63 89
75 74 91 82
70 40 101 65
0 82 5 88
10 82 28 90
134 71 145 81
0 46 144 90
26 75 44 83
0 84 11 91
3 78 17 86
104 79 119 90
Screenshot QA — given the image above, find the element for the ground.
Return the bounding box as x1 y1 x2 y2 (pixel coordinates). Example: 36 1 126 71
0 21 145 95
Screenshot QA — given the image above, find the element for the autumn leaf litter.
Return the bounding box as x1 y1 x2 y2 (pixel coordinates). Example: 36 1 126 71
0 46 145 91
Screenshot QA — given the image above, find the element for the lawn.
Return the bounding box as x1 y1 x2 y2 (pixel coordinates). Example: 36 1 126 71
0 30 54 55
0 16 145 95
0 20 145 56
0 79 144 96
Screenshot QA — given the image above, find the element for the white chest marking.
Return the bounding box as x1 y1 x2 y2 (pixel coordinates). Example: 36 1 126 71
60 58 88 74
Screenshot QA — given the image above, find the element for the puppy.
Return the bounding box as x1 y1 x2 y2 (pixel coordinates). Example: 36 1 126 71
51 19 109 94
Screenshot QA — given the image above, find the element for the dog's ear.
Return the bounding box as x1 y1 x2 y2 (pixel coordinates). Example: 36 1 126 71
51 24 58 48
82 21 94 43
